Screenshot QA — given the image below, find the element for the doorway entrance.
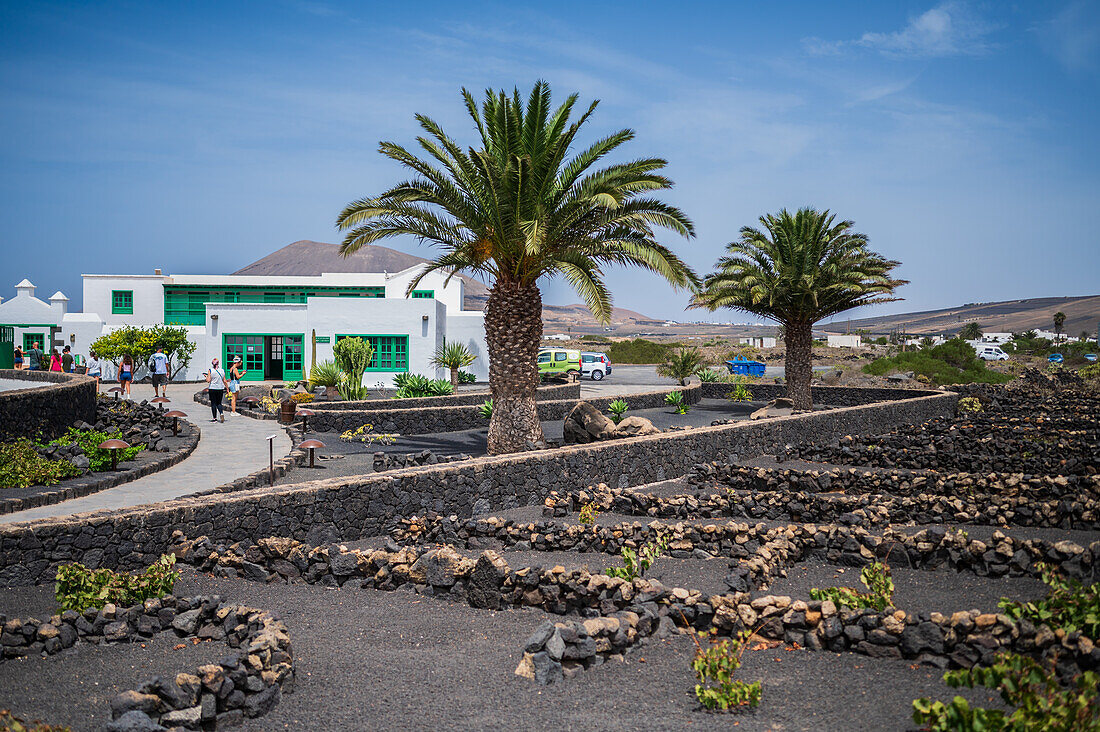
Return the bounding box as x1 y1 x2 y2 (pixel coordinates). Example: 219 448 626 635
265 336 283 380
223 333 304 382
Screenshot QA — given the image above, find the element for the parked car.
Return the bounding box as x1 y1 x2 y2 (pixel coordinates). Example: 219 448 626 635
1085 353 1098 362
976 346 1010 361
1048 353 1064 364
537 348 581 379
580 351 612 380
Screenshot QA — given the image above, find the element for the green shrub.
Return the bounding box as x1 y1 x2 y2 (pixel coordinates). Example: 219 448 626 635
1079 364 1100 381
998 563 1099 640
957 396 983 414
394 373 431 397
665 390 690 414
55 554 178 612
696 368 733 383
606 534 670 581
51 427 144 472
809 561 894 611
607 338 673 364
912 654 1100 731
863 339 1012 385
578 502 599 525
457 370 477 384
0 439 81 489
692 629 762 711
426 378 454 396
477 399 493 419
333 337 374 400
656 346 706 385
309 359 341 389
725 376 753 402
607 398 629 424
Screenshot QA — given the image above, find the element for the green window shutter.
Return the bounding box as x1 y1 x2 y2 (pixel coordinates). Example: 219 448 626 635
112 290 134 315
336 334 409 372
411 290 434 299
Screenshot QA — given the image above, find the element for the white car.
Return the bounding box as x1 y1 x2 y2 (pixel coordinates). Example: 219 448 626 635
976 346 1009 361
580 352 612 380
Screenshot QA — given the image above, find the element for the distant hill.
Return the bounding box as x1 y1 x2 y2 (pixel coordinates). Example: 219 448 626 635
232 241 663 327
822 296 1100 337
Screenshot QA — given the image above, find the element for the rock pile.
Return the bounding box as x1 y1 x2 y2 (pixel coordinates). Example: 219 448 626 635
0 594 293 730
562 402 660 444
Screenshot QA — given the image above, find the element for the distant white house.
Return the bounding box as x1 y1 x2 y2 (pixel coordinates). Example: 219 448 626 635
738 336 777 349
827 334 862 348
975 332 1013 344
543 333 571 342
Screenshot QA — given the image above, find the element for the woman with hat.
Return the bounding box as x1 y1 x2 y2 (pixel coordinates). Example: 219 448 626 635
228 356 247 414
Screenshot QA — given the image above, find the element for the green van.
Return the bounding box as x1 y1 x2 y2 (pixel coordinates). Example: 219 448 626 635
537 348 581 379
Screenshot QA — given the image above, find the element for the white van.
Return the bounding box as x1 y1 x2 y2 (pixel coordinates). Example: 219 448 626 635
976 346 1009 361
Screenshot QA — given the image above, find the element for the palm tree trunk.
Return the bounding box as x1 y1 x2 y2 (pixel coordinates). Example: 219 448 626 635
450 366 459 389
485 279 545 454
785 321 813 410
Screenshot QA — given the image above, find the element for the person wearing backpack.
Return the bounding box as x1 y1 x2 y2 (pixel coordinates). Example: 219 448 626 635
204 357 229 422
26 341 43 371
149 345 170 398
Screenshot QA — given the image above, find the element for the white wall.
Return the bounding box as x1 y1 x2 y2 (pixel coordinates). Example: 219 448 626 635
827 334 862 348
82 275 166 327
445 311 489 381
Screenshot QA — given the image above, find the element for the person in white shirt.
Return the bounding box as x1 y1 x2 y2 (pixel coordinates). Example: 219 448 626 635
204 358 229 423
87 350 102 390
149 346 170 398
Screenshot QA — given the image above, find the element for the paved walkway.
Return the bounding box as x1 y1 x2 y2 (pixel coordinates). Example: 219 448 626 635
1 384 291 524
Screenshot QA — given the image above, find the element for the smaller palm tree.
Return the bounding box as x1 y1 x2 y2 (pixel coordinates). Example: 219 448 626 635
657 346 705 385
959 322 983 341
1053 312 1066 342
431 339 476 388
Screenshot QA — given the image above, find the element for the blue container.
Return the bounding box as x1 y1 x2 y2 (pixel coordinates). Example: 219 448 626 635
725 357 766 376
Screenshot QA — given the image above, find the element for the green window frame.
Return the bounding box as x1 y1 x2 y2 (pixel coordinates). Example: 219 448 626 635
112 290 134 315
335 334 409 372
22 332 45 353
164 286 385 325
411 290 434 299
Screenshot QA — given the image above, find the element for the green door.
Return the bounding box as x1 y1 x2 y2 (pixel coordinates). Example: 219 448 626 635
0 326 13 369
283 335 304 381
224 335 265 381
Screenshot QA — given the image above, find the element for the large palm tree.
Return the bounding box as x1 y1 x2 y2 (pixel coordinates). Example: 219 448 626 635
1053 311 1066 342
692 208 906 410
336 82 697 453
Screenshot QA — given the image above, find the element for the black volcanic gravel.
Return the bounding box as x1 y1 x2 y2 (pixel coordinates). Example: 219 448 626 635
0 568 1011 731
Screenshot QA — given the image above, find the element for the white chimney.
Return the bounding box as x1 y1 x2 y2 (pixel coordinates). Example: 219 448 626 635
154 268 162 275
14 278 35 299
49 291 69 319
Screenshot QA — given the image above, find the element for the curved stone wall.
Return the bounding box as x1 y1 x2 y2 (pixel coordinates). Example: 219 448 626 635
0 389 956 584
0 369 98 442
309 381 581 411
700 382 941 404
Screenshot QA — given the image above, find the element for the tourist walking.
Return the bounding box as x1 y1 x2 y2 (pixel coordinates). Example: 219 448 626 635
87 349 102 389
205 357 229 422
119 354 134 396
49 348 63 372
13 346 23 370
26 342 42 371
61 346 74 373
228 356 247 413
149 345 170 398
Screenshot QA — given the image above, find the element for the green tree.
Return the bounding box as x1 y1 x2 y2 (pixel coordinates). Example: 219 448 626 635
1053 311 1066 341
692 208 905 410
90 325 196 380
336 82 697 454
656 346 705 385
430 338 477 388
959 321 983 340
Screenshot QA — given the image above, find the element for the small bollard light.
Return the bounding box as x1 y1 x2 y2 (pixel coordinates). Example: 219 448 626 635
299 439 325 468
164 410 186 436
151 396 171 409
296 408 315 433
108 387 123 401
267 434 278 485
97 439 130 470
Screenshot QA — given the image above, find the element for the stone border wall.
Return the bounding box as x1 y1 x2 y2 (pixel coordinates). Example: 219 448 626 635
0 594 293 729
0 390 957 585
309 381 581 411
700 382 941 405
308 383 703 435
0 369 98 442
0 421 201 516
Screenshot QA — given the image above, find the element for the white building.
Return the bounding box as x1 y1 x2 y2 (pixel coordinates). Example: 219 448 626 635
738 336 777 349
826 334 862 348
2 266 487 384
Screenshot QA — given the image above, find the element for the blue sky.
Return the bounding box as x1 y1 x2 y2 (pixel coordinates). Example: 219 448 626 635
1 1 1098 322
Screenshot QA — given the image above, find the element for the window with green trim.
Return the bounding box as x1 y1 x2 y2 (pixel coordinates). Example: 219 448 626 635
112 290 134 315
411 290 434 299
164 285 385 325
336 334 409 371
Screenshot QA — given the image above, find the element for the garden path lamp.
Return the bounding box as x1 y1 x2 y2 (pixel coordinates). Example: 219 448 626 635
98 439 130 470
164 410 186 436
151 396 170 410
296 408 315 433
299 439 325 468
108 387 123 401
267 434 278 485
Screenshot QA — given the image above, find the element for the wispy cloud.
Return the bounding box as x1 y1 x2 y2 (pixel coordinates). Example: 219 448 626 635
1034 1 1100 72
805 2 1000 59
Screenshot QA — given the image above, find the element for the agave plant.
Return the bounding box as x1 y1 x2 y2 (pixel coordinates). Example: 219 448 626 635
427 378 455 396
309 359 341 389
607 398 629 424
665 390 689 414
477 398 493 419
431 339 477 388
395 373 432 398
